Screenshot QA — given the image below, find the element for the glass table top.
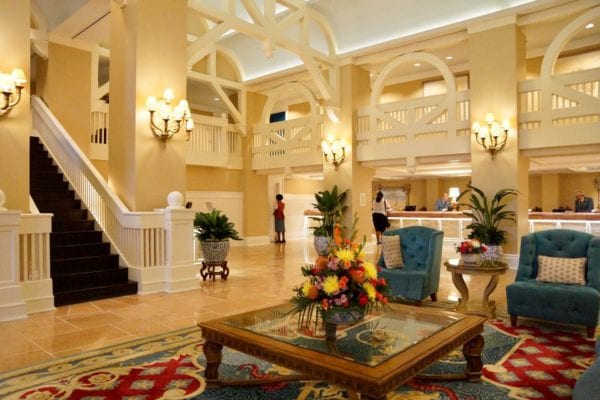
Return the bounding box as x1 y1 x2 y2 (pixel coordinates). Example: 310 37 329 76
223 304 464 367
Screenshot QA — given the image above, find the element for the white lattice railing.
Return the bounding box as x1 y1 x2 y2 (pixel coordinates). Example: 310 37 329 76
356 91 471 163
32 96 166 269
518 67 600 149
187 114 242 169
252 116 323 170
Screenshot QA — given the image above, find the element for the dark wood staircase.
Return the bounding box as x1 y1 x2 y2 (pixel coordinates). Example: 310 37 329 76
29 137 138 306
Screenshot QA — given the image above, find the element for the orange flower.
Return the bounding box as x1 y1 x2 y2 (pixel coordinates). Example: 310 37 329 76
333 223 343 246
350 269 365 284
307 285 319 300
315 255 329 269
339 276 349 289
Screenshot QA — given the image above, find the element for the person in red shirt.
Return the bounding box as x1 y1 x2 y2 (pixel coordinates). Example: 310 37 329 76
274 194 286 243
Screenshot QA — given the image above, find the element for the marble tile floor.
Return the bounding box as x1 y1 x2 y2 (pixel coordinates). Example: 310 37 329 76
0 239 516 373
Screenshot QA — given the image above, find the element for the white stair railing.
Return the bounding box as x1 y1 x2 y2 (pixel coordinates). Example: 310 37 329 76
32 96 199 294
32 96 165 269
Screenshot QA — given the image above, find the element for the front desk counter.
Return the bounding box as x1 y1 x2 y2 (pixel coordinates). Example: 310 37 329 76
303 211 600 242
385 211 600 242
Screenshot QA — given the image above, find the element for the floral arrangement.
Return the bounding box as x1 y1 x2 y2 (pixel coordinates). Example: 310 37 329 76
455 239 487 254
291 223 389 329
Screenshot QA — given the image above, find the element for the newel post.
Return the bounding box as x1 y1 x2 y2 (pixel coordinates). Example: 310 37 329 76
163 192 199 292
0 203 27 320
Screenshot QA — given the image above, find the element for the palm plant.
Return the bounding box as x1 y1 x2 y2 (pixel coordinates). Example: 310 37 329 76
457 184 518 245
311 185 348 236
194 209 241 241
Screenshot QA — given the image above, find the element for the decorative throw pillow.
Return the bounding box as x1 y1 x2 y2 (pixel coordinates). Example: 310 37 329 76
536 255 587 285
382 235 404 269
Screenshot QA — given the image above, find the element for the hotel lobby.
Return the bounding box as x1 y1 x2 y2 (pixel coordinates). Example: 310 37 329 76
0 0 599 398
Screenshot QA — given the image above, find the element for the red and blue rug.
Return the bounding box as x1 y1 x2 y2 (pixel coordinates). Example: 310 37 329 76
0 320 595 399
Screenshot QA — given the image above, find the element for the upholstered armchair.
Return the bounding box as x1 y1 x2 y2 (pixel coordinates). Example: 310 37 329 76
506 229 600 338
377 226 444 304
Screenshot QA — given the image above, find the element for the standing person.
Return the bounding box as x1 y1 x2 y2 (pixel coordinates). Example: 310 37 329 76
372 191 391 245
435 193 451 211
574 190 594 212
273 194 286 243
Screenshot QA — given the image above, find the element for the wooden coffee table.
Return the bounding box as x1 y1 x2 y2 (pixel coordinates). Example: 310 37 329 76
199 303 485 399
445 258 508 319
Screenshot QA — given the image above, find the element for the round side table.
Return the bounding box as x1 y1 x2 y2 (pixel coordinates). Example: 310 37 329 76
444 258 508 319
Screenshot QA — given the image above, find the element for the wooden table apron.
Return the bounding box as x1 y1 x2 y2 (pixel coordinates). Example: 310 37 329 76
199 305 486 399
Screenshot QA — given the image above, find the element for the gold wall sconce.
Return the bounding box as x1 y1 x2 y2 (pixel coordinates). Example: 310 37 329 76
471 113 510 159
146 88 194 141
0 68 27 117
321 134 346 169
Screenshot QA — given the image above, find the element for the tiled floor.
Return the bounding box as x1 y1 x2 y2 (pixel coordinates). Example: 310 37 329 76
0 240 515 373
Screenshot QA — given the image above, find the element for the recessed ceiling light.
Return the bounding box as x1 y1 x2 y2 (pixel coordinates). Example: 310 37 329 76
585 23 594 29
213 97 220 101
414 63 421 67
445 56 453 60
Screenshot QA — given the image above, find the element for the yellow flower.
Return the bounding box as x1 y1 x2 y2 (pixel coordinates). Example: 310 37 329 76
301 281 312 297
322 276 340 295
363 282 376 300
363 262 377 280
335 248 355 264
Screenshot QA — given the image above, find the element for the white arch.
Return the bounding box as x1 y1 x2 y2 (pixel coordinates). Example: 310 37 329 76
541 6 600 78
261 82 319 125
371 52 456 107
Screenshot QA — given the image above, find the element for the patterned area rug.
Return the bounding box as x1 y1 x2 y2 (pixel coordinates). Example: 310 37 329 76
0 319 595 400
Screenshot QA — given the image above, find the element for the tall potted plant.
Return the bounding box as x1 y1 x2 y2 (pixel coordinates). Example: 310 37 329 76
194 208 242 264
457 184 518 262
311 185 348 255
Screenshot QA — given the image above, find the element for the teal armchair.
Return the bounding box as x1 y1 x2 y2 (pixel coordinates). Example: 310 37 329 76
377 226 444 304
506 229 600 338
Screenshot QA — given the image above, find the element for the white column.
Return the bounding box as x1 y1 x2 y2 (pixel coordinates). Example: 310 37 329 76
163 201 198 292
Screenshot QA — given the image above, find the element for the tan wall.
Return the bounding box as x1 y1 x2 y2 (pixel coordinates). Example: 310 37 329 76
0 0 30 211
32 54 48 99
91 160 109 180
287 102 311 119
46 43 92 155
284 178 323 194
186 166 244 191
529 175 542 209
381 80 422 103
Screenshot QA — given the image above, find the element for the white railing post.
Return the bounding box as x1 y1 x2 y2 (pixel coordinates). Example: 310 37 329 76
19 213 55 314
163 192 200 292
0 210 27 321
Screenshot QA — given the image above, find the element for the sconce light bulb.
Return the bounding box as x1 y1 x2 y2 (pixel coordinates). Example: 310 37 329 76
11 69 26 86
478 126 488 139
491 123 501 138
0 73 14 93
501 119 510 131
186 118 194 131
163 88 175 103
485 112 495 124
321 140 330 153
471 121 480 132
146 96 157 112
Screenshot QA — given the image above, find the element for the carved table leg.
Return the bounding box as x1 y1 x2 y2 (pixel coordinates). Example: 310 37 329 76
221 261 229 280
203 340 223 387
451 272 469 313
200 261 209 281
482 274 499 319
463 334 484 381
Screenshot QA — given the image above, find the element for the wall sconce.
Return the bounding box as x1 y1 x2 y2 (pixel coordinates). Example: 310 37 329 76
0 68 27 117
321 134 346 169
471 113 510 159
146 88 194 141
